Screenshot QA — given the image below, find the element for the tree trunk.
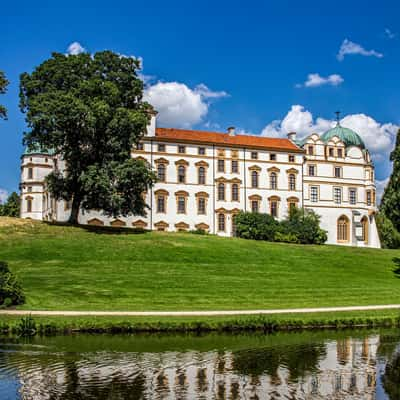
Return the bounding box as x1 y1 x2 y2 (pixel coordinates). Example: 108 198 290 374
68 195 81 225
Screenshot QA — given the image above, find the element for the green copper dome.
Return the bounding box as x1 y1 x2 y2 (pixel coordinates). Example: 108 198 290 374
320 124 365 149
23 143 54 156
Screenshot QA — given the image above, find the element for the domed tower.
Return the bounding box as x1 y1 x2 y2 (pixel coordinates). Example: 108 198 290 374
301 117 380 248
20 144 55 220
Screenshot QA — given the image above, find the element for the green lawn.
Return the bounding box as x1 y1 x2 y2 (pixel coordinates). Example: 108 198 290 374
1 218 400 312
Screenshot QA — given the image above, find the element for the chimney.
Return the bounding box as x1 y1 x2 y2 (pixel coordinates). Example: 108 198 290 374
146 109 158 137
227 126 235 136
287 132 297 142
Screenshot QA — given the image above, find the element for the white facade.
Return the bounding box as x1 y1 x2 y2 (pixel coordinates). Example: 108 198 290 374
20 114 381 248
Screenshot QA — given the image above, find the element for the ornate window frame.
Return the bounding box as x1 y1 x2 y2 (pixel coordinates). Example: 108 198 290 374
175 190 189 214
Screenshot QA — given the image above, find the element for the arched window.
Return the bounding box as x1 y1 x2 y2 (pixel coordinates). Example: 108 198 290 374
361 216 368 244
218 213 225 232
251 171 259 188
231 183 239 201
218 183 225 201
270 172 277 190
177 166 186 184
288 174 296 191
157 164 166 182
337 215 350 242
198 166 206 184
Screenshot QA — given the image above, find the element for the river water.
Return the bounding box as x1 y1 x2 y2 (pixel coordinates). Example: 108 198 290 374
0 329 399 399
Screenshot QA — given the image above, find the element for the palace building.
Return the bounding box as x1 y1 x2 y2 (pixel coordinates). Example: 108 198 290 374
20 112 381 248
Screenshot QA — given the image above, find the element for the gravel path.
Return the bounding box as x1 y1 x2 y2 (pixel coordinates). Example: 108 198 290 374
1 304 400 317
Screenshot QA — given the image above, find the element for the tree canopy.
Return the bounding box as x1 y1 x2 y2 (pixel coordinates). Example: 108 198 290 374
380 129 400 232
0 70 9 119
0 192 20 217
20 51 156 223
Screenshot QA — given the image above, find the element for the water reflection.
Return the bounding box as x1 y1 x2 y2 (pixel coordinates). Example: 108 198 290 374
0 330 398 399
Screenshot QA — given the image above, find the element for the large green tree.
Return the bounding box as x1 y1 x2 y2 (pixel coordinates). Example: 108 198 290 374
380 129 400 231
0 70 9 119
0 192 20 217
20 51 156 224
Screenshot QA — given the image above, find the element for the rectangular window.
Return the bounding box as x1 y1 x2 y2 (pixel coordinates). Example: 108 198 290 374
217 159 225 173
157 164 166 182
289 155 295 163
177 197 186 213
198 147 205 155
157 196 165 213
251 200 259 213
218 213 225 231
251 151 258 160
308 165 316 176
366 190 372 206
231 184 239 201
28 168 33 179
270 153 276 161
337 148 343 158
157 144 165 152
334 167 342 178
308 146 314 155
329 148 334 157
178 145 186 154
334 187 342 204
198 197 206 214
270 201 278 217
231 160 239 173
310 186 318 202
27 186 32 193
349 188 357 205
27 199 32 213
136 142 144 151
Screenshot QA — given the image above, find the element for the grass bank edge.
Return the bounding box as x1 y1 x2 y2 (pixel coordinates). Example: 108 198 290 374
1 309 400 335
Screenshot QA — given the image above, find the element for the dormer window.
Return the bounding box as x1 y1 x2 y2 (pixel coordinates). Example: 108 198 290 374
307 146 314 155
337 148 343 158
328 148 334 157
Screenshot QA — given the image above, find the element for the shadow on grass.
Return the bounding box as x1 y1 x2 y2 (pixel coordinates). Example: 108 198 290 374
44 221 148 235
392 257 400 278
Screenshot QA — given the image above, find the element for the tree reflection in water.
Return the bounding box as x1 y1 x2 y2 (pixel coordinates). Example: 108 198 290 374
382 350 400 400
232 343 326 382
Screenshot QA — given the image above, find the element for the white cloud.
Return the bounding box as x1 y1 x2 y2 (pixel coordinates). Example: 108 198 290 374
385 28 396 39
297 73 344 88
337 39 383 61
0 188 8 204
194 83 228 99
376 178 389 203
66 42 86 56
260 105 398 179
143 82 228 128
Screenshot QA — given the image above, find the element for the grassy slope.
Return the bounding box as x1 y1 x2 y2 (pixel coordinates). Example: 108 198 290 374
1 218 400 313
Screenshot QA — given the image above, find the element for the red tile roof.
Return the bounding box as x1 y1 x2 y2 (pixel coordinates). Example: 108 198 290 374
154 128 303 153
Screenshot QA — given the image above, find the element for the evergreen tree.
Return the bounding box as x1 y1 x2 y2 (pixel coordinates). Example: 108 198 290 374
381 129 400 231
20 51 156 224
0 70 9 119
0 192 20 217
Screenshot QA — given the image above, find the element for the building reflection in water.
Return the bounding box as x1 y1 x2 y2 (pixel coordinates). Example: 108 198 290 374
0 334 386 399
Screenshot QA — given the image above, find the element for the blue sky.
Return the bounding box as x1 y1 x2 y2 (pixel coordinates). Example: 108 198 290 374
1 0 399 201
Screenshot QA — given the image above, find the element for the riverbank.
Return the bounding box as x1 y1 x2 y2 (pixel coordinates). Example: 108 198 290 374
1 309 400 335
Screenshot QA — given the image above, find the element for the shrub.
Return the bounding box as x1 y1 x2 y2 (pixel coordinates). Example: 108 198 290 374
234 208 327 245
234 211 279 241
376 213 400 249
281 208 327 245
0 261 25 307
189 229 207 235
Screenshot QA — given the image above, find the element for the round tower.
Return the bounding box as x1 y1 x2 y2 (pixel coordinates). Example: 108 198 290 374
20 144 55 220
